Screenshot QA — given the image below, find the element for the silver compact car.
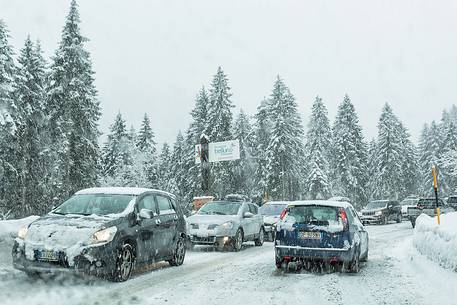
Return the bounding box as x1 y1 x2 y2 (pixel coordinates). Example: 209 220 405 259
259 201 288 241
187 200 265 251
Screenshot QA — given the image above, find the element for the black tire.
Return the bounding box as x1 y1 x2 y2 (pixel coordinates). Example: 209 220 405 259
351 252 360 273
383 216 388 225
110 243 135 282
168 236 186 266
232 229 243 252
396 214 402 223
411 219 416 228
360 249 368 262
254 227 265 246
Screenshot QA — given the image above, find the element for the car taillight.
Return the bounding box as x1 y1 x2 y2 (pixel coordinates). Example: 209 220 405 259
280 208 288 220
339 208 349 231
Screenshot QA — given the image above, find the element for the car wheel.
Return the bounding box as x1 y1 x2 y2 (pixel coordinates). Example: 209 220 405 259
396 214 402 223
232 229 243 252
111 243 135 282
383 216 388 225
360 249 368 262
169 236 186 266
351 252 360 273
254 227 265 246
411 220 416 228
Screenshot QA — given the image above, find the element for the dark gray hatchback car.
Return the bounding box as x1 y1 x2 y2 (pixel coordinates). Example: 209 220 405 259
12 187 187 282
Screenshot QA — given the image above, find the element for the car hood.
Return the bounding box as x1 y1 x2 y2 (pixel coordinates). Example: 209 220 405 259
25 213 117 248
263 215 280 225
361 207 386 213
187 214 238 225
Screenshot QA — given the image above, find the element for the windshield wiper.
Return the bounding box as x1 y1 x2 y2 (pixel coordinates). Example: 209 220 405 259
212 211 226 215
52 211 66 215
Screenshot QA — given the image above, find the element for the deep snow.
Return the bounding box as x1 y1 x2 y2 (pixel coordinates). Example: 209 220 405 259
0 220 456 305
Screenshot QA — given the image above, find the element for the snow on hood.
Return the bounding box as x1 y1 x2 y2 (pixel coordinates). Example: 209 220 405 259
278 216 344 233
22 214 115 266
263 215 280 225
187 214 238 225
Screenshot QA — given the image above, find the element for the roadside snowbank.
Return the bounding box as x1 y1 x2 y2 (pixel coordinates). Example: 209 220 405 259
413 212 457 271
0 216 39 242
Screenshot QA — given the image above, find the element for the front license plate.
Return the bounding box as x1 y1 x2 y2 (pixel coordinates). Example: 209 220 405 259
299 232 321 240
35 250 60 262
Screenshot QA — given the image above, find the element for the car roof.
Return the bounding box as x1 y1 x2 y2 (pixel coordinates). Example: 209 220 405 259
264 201 290 205
75 187 175 197
288 200 353 209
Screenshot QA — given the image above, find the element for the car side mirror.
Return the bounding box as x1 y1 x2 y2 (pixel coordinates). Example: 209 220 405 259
244 212 254 218
139 209 154 219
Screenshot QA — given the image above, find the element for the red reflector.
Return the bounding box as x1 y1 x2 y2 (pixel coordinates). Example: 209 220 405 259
339 208 349 231
284 256 291 261
280 208 288 220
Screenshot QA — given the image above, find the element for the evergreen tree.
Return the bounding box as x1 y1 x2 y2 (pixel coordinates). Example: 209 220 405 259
206 67 235 197
157 143 173 191
439 121 457 193
11 37 49 215
47 0 101 199
102 113 131 179
418 122 443 196
232 109 255 196
136 114 158 187
253 98 272 200
366 139 378 199
372 104 404 199
169 132 187 199
265 77 305 200
399 124 419 197
304 96 332 199
332 94 368 207
0 20 16 216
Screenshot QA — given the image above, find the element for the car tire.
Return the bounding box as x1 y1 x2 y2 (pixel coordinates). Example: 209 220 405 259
232 229 243 252
396 214 402 223
254 227 265 246
168 236 186 266
383 216 388 225
411 220 416 228
110 243 135 282
360 249 368 262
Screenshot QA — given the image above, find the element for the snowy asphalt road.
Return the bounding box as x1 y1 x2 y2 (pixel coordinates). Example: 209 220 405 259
1 222 456 305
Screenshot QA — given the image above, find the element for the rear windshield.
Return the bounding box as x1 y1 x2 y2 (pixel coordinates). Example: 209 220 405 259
448 197 457 204
259 204 287 216
53 194 135 216
366 201 387 209
198 201 241 215
401 198 418 206
286 205 339 226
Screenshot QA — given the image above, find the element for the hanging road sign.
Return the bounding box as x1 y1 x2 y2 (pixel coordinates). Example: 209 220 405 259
208 139 240 162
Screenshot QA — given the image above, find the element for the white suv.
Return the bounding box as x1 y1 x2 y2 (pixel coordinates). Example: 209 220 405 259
187 200 265 251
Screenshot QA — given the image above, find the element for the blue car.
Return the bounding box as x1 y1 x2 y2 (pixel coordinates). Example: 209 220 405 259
274 200 368 273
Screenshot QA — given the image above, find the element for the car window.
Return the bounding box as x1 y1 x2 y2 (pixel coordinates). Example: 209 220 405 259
157 195 175 215
349 207 363 226
249 204 258 214
138 195 156 212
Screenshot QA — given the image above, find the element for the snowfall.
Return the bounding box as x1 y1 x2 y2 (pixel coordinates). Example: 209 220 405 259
0 214 456 305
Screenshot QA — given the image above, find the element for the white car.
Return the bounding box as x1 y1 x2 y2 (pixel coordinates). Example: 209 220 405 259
259 201 289 241
187 200 265 251
400 197 419 216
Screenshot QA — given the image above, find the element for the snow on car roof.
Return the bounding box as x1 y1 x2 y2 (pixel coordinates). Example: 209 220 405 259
288 200 353 209
264 201 291 205
76 187 175 197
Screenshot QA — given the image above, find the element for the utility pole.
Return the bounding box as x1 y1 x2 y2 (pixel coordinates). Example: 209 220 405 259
200 134 210 195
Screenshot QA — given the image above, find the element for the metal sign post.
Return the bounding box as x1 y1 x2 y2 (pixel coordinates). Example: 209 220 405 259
432 166 441 225
200 134 210 195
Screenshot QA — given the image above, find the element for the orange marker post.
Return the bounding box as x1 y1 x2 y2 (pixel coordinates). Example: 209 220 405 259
432 166 441 225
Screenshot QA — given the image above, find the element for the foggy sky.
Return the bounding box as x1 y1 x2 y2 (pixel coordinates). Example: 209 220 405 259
1 0 457 145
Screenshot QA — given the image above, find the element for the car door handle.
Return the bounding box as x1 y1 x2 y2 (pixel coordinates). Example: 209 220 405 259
155 219 162 225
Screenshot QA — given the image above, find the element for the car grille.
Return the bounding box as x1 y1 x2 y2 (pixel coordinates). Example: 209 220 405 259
207 224 218 230
191 224 199 229
363 211 375 216
192 236 216 244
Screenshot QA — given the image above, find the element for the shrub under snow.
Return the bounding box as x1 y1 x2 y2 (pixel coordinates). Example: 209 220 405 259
413 212 457 271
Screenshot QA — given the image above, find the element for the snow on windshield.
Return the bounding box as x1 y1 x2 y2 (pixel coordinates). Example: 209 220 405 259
198 201 241 215
53 194 136 216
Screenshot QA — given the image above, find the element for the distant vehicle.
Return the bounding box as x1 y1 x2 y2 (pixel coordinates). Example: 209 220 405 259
407 198 454 228
275 200 368 273
186 200 264 251
446 195 457 210
223 194 250 202
400 197 419 217
259 201 289 241
328 196 351 203
360 200 402 225
12 187 187 282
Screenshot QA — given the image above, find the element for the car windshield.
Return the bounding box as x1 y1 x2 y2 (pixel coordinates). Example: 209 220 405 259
286 205 339 226
401 198 418 206
198 201 241 215
366 201 387 209
259 204 287 216
53 194 135 216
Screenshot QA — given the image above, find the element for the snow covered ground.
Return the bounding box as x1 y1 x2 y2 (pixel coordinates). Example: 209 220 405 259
0 221 456 305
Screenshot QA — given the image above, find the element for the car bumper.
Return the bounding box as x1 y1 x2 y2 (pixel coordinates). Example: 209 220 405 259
188 235 233 246
275 245 354 262
12 239 117 277
361 215 383 224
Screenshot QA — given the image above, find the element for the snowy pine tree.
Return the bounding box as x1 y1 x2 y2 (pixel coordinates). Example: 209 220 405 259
304 96 332 199
439 120 457 194
232 109 255 196
371 104 404 199
399 124 419 198
169 132 188 199
206 67 235 197
157 143 173 191
418 122 443 196
11 37 50 215
0 20 16 215
47 0 101 199
331 94 368 207
264 77 305 200
136 114 158 187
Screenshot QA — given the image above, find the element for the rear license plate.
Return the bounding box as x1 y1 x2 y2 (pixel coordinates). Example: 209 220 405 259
299 232 321 240
35 250 60 262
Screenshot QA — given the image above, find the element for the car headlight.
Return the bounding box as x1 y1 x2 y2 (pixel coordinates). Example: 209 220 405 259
375 211 383 216
90 227 117 244
219 221 234 230
18 226 28 240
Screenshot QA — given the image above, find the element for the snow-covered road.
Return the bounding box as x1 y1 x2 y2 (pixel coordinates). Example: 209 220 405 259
1 222 456 305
